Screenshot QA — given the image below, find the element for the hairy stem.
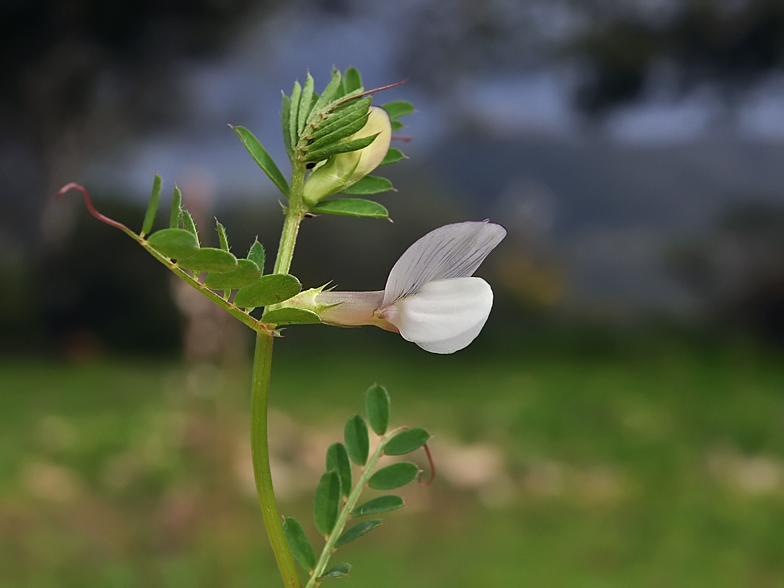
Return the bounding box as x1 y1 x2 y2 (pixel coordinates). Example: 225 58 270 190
306 427 403 587
251 331 302 588
250 158 309 588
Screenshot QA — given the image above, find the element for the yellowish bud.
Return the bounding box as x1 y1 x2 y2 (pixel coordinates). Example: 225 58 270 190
303 106 391 205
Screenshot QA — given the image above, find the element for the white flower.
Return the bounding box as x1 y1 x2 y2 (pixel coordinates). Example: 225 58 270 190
305 221 506 353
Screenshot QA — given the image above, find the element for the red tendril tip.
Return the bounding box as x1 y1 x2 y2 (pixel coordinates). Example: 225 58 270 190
55 183 132 233
418 442 436 486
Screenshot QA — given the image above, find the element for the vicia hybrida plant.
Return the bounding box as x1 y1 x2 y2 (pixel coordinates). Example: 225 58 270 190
57 67 505 588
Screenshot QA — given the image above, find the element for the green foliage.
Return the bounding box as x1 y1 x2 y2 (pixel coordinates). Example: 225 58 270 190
177 248 238 273
352 495 404 517
365 384 390 435
384 428 430 456
310 199 389 219
319 563 351 579
283 518 317 571
314 470 342 536
381 101 414 120
181 210 198 239
344 415 369 466
380 148 406 166
326 443 352 498
146 228 199 259
298 73 315 136
169 185 182 229
343 67 362 95
141 173 162 236
303 133 379 164
234 274 301 308
335 520 383 547
203 259 261 289
262 307 320 325
340 176 394 195
368 462 419 490
232 126 290 197
247 240 265 274
216 220 230 252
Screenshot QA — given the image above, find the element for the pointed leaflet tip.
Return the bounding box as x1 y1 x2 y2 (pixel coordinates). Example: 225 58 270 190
55 183 133 235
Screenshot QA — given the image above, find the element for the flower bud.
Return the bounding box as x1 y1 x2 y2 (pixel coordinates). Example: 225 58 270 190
303 106 391 206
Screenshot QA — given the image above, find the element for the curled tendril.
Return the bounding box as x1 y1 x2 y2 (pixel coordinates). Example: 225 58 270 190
55 183 134 235
418 443 436 486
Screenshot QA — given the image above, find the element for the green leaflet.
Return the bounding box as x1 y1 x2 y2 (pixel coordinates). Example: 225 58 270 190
335 519 382 547
289 80 302 149
303 133 378 164
177 248 238 273
298 72 315 135
306 113 369 152
380 148 407 166
141 173 162 236
233 274 301 308
343 67 362 94
310 199 389 219
169 185 182 229
326 443 352 498
283 517 316 571
203 259 261 290
281 94 292 157
382 101 415 119
313 470 341 536
232 126 290 197
351 495 404 517
308 97 371 143
340 176 394 195
319 562 351 579
365 384 390 435
247 240 265 274
146 228 199 259
310 69 342 119
261 307 320 325
181 210 198 239
216 219 230 252
384 428 431 456
368 462 419 490
344 415 369 466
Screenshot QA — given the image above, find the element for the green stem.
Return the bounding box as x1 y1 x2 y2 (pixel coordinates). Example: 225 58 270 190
305 428 403 588
251 331 302 588
273 161 307 276
249 159 308 587
139 240 261 331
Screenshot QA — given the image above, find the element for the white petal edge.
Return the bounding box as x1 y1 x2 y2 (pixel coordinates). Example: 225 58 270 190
381 277 493 354
383 221 506 306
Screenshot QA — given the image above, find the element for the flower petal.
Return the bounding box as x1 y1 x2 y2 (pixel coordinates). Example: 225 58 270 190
381 277 493 354
383 221 506 306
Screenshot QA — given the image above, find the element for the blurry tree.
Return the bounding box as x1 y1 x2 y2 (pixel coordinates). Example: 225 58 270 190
574 0 784 112
666 201 784 344
0 0 279 353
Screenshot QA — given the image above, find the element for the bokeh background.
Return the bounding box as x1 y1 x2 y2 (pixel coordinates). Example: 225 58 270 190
2 1 784 587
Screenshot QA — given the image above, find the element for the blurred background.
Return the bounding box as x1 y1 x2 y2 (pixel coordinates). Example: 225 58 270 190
2 0 784 586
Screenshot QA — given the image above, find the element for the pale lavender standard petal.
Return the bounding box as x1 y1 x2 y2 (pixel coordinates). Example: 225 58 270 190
382 221 507 306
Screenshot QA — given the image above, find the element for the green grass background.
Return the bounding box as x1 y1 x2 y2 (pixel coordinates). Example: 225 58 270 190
2 336 783 588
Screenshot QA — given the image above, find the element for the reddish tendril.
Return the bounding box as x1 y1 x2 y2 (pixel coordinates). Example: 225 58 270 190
391 135 413 142
55 183 132 234
418 442 436 486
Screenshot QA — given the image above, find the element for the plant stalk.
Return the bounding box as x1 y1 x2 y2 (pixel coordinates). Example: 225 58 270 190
250 158 309 588
251 330 302 588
